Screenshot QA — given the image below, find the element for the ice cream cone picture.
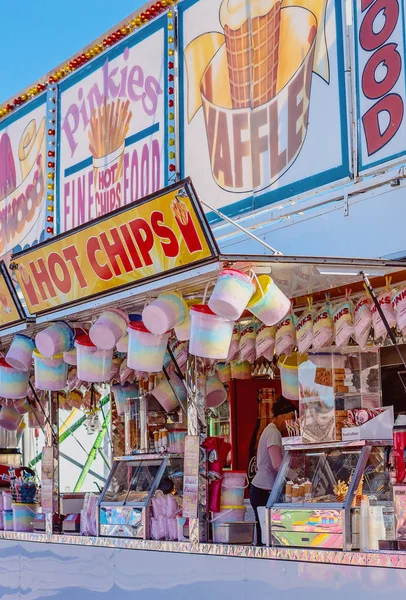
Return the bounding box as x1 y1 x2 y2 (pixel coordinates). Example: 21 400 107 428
88 99 132 219
184 0 330 193
18 118 46 180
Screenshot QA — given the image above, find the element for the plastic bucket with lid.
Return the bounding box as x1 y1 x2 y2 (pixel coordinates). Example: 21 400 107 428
0 404 23 431
13 398 31 415
220 472 248 506
278 353 307 401
211 505 246 541
2 491 12 511
5 334 35 372
0 359 30 399
230 360 251 380
206 374 227 409
247 274 291 326
12 503 37 532
63 348 77 366
116 314 142 353
151 373 186 413
189 305 234 360
33 350 69 391
142 292 188 335
35 322 74 358
89 309 128 350
75 335 113 383
208 269 255 320
174 299 201 341
127 322 169 373
112 383 139 417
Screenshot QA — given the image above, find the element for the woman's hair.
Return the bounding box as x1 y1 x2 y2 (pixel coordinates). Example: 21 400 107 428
273 396 297 418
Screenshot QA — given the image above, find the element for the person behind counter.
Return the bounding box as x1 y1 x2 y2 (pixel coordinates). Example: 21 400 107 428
250 396 296 545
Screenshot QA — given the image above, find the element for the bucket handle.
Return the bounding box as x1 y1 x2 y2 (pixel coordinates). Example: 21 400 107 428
202 280 215 305
222 474 249 489
250 270 264 299
211 508 233 523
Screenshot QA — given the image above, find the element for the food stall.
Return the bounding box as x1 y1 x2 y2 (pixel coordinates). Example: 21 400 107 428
0 180 406 596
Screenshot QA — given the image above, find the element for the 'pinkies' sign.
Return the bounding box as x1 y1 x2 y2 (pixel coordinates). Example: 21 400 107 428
12 179 217 316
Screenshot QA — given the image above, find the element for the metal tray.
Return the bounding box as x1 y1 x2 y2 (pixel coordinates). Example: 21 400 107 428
214 521 255 545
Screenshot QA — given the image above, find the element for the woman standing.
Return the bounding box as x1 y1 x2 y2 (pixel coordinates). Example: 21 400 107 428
250 396 296 545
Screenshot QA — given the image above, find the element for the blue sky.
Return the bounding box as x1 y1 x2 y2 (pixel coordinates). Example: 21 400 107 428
0 0 145 104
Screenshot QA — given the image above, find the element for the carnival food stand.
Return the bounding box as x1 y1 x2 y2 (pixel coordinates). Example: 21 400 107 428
0 180 405 596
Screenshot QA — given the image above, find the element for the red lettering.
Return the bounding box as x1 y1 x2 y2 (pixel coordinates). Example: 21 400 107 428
362 93 404 155
62 246 87 288
119 224 143 269
129 218 154 267
29 259 56 301
100 228 133 276
359 0 399 51
150 211 179 258
233 113 250 189
48 252 71 294
362 43 401 99
86 237 113 280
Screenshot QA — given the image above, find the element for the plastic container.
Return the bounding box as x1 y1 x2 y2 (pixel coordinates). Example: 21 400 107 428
0 404 23 431
13 398 31 415
209 269 255 320
63 347 77 366
12 503 37 532
206 374 227 408
142 292 188 336
3 509 13 531
89 309 128 350
5 334 35 372
35 322 74 358
33 350 69 391
75 335 113 383
247 274 291 326
213 521 254 544
174 300 201 341
216 362 231 383
112 383 139 417
3 491 12 511
278 353 307 401
151 373 186 413
230 360 251 380
0 511 3 531
168 430 187 453
127 322 169 373
189 305 234 360
116 334 128 353
220 472 248 506
212 505 246 541
0 358 30 399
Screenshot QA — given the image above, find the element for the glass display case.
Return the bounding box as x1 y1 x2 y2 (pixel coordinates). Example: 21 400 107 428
266 440 391 550
99 454 184 539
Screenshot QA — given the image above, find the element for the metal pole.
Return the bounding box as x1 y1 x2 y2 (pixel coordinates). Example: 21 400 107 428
73 411 111 492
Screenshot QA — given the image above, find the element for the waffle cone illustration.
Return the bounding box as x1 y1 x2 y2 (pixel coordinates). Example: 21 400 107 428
221 0 282 109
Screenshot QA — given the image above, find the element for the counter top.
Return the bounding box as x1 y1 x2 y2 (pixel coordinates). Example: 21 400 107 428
0 531 405 569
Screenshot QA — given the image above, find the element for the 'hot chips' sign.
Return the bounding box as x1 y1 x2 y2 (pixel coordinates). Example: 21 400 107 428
13 180 216 315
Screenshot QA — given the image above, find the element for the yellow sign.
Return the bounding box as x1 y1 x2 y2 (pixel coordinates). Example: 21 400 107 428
0 261 25 328
13 180 217 315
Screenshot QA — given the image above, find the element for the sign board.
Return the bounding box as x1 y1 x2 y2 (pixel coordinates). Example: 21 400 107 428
58 16 169 233
182 435 200 519
354 0 406 172
12 179 217 315
0 261 25 329
179 0 350 220
0 96 47 263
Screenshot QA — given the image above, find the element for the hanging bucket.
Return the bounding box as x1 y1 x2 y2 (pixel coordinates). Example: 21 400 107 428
63 347 77 366
168 430 187 453
127 322 169 373
278 353 307 401
2 491 12 511
13 398 31 415
35 322 74 358
75 335 113 383
142 292 188 336
33 350 69 391
247 274 291 326
174 300 201 341
112 383 139 417
230 360 251 380
12 503 37 532
0 404 23 431
206 374 227 409
189 305 234 360
89 309 128 350
216 362 231 383
208 269 255 320
5 334 35 372
0 359 30 399
220 472 249 506
151 373 186 413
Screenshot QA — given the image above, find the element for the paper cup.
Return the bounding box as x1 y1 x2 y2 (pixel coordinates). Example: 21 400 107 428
89 309 128 350
35 322 74 358
142 292 188 335
5 335 35 372
209 269 255 320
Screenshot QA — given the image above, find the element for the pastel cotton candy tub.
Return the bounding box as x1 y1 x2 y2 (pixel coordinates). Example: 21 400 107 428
12 503 37 532
35 322 74 358
89 309 128 350
278 353 307 401
3 509 13 531
127 322 169 373
0 358 30 399
142 292 188 336
75 335 113 383
189 305 234 360
33 350 69 391
112 383 139 417
220 471 248 506
151 373 186 413
247 274 291 326
208 269 255 320
206 374 227 409
0 404 23 431
6 334 35 372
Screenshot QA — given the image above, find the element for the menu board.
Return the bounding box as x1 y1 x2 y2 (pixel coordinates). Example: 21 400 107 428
182 435 200 519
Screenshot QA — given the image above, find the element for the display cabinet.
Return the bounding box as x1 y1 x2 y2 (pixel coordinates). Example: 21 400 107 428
266 439 391 550
99 454 183 539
